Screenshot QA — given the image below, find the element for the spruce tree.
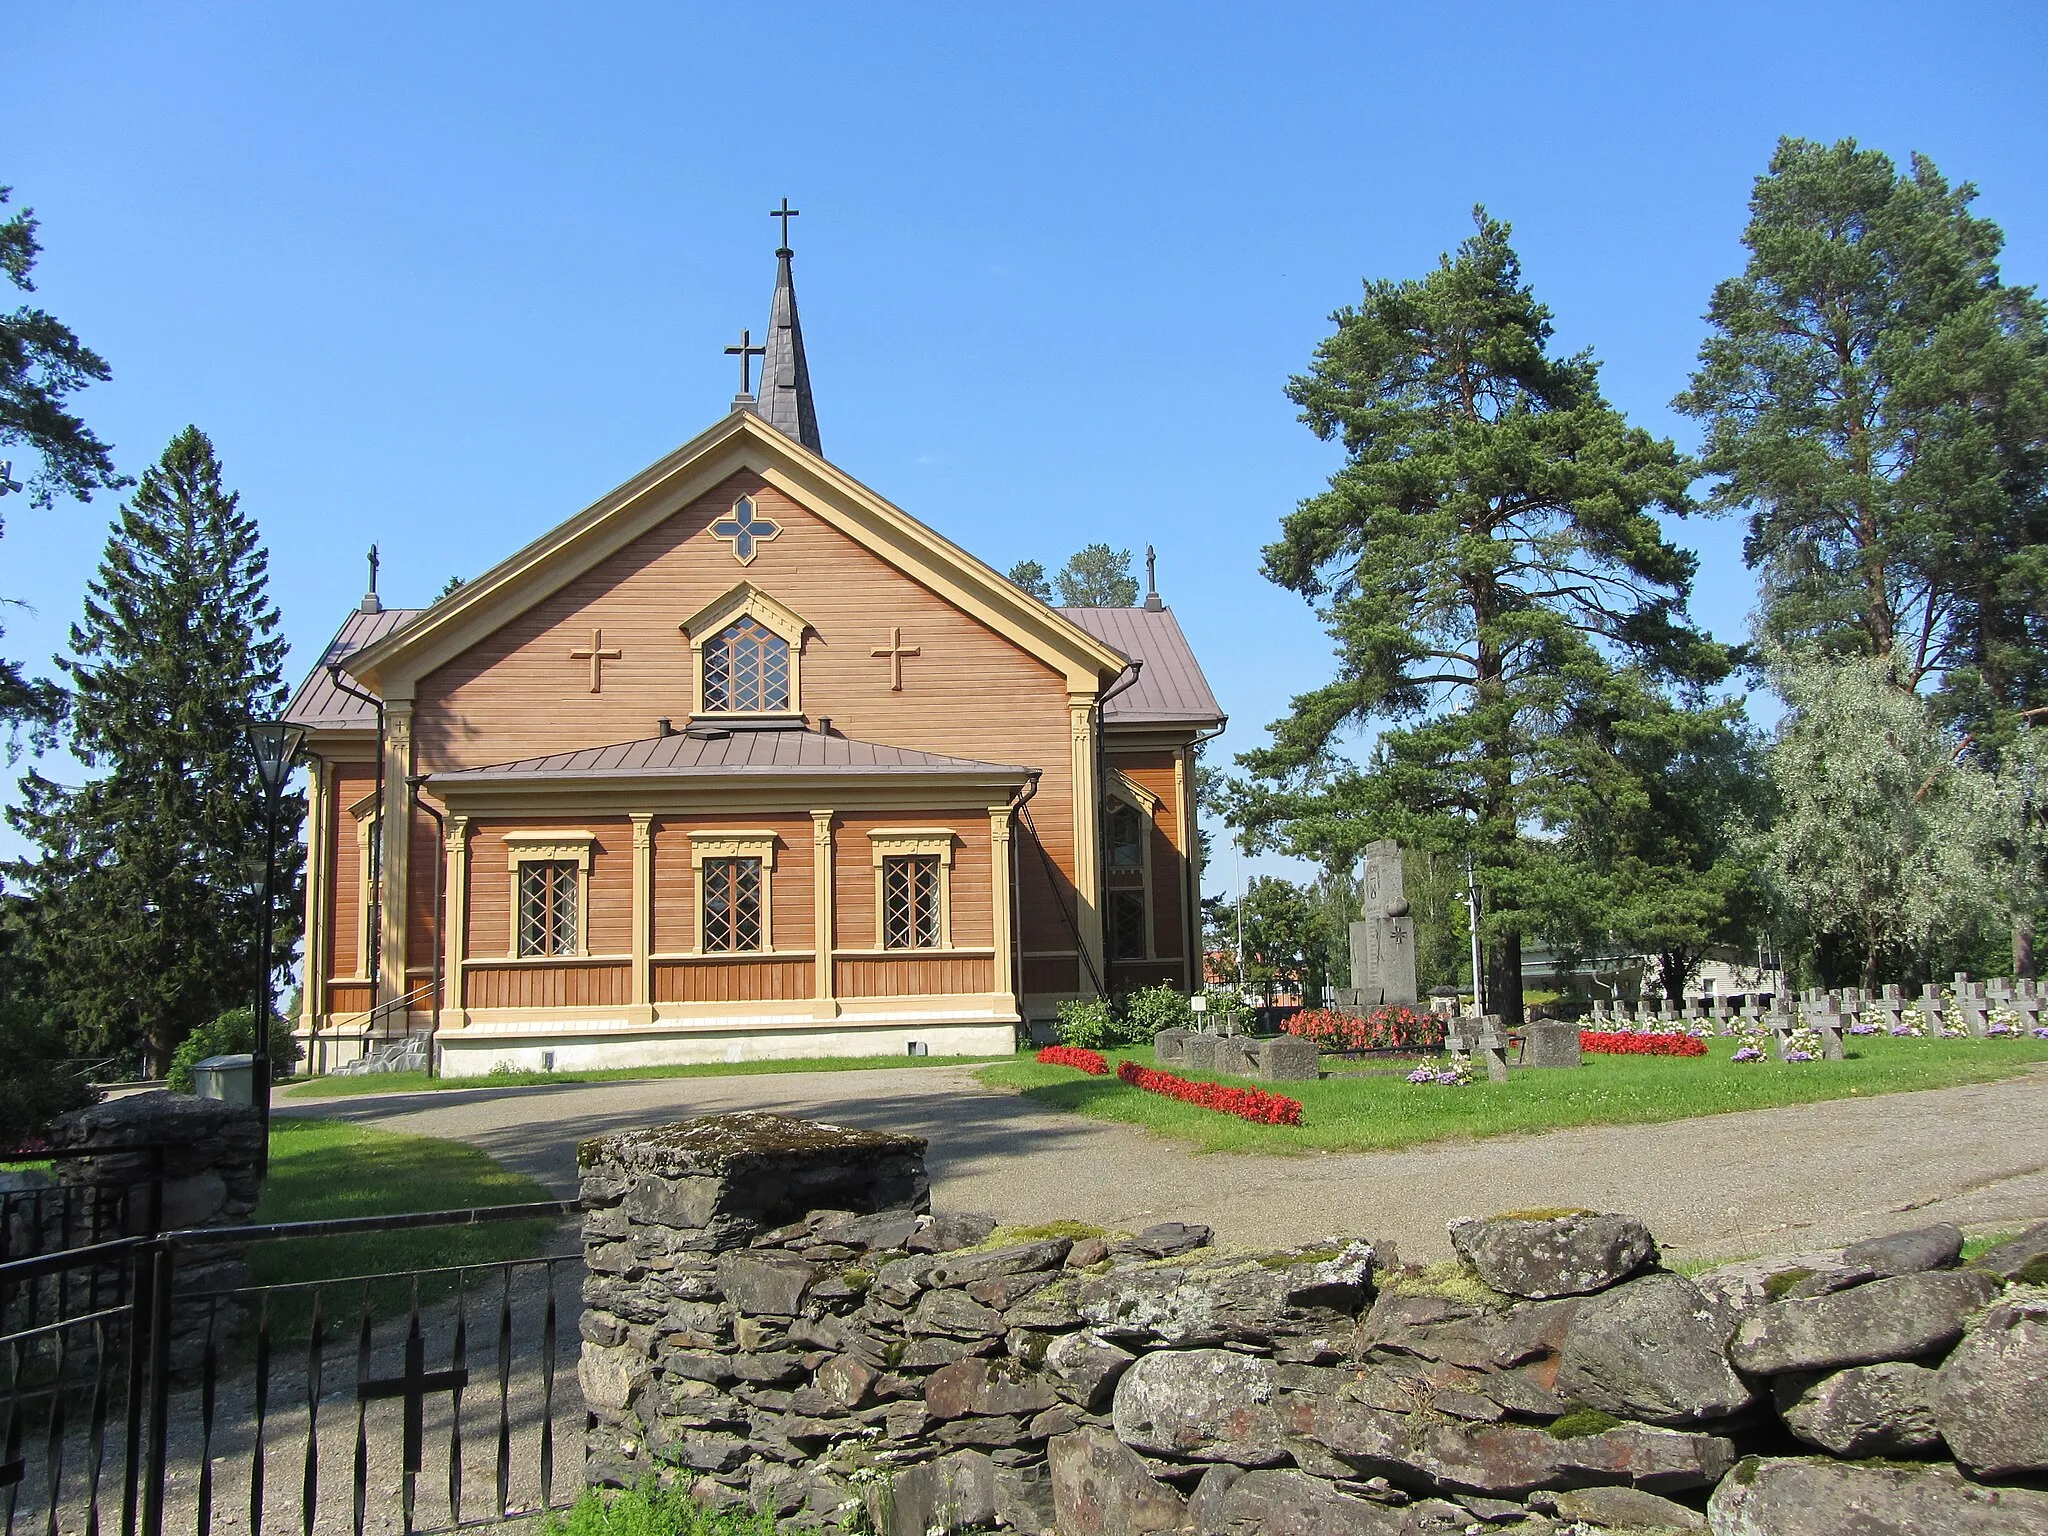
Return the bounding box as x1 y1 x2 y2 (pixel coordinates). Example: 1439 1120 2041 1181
1054 544 1139 607
5 428 300 1074
1239 210 1734 1024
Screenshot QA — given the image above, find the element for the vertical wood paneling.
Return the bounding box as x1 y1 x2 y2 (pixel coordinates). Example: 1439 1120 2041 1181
835 954 994 998
652 958 812 1003
465 962 630 1010
464 816 630 959
651 818 695 954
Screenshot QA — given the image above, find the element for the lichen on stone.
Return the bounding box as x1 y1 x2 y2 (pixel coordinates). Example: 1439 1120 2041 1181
1376 1261 1512 1309
1762 1266 1817 1300
1546 1406 1625 1440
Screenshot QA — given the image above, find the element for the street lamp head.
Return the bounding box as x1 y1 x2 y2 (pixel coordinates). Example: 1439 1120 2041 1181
245 719 307 801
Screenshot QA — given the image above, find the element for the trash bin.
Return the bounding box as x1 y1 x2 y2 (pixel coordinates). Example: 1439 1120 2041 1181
192 1053 255 1105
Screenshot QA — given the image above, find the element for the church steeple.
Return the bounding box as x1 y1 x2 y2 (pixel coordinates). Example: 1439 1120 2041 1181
756 199 821 455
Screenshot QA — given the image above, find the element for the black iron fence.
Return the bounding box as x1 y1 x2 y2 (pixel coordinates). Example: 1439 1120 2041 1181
0 1199 581 1536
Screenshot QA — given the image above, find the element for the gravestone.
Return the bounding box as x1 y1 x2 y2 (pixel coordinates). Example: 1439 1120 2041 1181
1255 1035 1319 1082
1214 1037 1262 1076
1475 1015 1510 1082
1181 1035 1220 1073
1346 840 1418 1009
1153 1028 1190 1064
1877 985 1906 1035
1957 981 1989 1037
1524 1020 1582 1069
1810 995 1846 1061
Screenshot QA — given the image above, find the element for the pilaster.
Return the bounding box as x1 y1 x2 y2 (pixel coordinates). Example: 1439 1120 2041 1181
1068 695 1102 994
631 814 654 1008
300 759 331 1031
812 809 837 1012
1176 747 1198 992
989 804 1016 1003
376 701 414 1006
444 814 470 1021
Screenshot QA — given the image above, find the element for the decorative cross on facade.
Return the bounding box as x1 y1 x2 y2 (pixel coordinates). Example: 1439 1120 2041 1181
871 626 921 691
711 496 781 565
569 627 623 692
725 327 766 396
770 197 800 249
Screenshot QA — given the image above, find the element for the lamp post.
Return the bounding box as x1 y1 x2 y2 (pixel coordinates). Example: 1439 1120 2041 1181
245 718 305 1176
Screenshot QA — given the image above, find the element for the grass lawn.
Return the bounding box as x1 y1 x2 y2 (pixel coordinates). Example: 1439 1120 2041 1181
283 1050 1013 1099
245 1119 565 1332
976 1034 2048 1155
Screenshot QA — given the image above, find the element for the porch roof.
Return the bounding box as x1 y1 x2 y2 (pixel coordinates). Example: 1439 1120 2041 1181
427 726 1031 787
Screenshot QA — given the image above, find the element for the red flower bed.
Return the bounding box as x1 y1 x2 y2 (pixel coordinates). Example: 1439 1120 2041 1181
1286 1004 1445 1053
1115 1059 1303 1126
1579 1031 1708 1058
1036 1045 1110 1075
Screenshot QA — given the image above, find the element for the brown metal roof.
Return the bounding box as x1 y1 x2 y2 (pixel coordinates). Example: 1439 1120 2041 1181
285 607 427 730
1056 606 1225 727
430 727 1031 786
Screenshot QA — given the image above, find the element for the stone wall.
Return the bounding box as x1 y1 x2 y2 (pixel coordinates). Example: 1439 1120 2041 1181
578 1113 2048 1536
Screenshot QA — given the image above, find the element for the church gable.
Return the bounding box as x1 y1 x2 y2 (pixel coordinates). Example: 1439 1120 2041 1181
401 463 1084 773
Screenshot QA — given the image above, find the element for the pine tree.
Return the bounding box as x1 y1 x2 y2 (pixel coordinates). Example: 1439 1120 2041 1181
1054 544 1139 607
1006 560 1052 601
1239 210 1734 1024
5 428 300 1074
0 186 126 735
1676 138 2048 703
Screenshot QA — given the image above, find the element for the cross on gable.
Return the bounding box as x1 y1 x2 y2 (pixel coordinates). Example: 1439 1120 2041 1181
569 627 623 692
725 327 766 396
710 496 782 565
871 626 920 691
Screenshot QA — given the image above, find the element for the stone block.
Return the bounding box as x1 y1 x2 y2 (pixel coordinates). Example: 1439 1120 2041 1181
1181 1035 1220 1073
1255 1035 1319 1081
1841 1222 1963 1277
1448 1211 1654 1299
1707 1457 2048 1535
1110 1347 1287 1465
1730 1269 2001 1376
1522 1020 1581 1068
1048 1427 1187 1536
1969 1219 2048 1282
1152 1028 1191 1064
1776 1361 1941 1457
1934 1295 2048 1476
715 1250 818 1316
1555 1271 1754 1425
876 1448 996 1536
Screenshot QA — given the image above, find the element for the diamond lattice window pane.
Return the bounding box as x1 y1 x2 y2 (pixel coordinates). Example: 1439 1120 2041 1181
703 618 791 714
518 860 577 956
883 855 941 949
1110 890 1146 961
705 857 764 952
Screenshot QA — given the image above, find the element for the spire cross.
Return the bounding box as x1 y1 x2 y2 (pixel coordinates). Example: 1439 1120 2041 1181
725 328 767 396
367 544 379 596
770 198 800 251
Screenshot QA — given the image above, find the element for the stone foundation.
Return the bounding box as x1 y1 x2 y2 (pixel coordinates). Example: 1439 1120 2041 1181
578 1114 2048 1535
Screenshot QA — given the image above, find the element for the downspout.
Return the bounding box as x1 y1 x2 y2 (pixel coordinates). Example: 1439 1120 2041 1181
326 665 386 1069
1091 660 1143 990
1006 771 1041 1035
1185 719 1228 993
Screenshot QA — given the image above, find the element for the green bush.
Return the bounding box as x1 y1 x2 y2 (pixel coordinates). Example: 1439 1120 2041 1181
1124 983 1192 1038
167 1006 302 1093
543 1481 786 1536
1200 987 1254 1033
1055 997 1118 1050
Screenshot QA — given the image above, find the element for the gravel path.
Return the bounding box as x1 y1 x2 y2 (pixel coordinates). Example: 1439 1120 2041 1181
279 1060 2048 1265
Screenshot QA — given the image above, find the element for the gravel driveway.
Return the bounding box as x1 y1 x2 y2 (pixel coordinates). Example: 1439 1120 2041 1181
279 1061 2048 1265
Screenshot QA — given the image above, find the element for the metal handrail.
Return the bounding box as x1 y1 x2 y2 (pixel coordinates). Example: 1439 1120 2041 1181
308 981 436 1073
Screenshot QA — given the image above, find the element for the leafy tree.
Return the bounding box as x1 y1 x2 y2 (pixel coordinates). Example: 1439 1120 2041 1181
0 186 125 736
1756 645 2012 988
1677 138 2048 701
1054 544 1139 607
1006 559 1052 601
5 428 301 1074
1203 875 1332 1003
1239 209 1732 1024
1541 680 1767 1001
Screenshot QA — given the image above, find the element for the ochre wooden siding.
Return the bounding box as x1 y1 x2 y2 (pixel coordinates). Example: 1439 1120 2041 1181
833 813 993 952
405 470 1079 962
326 763 377 983
326 981 375 1016
465 961 631 1010
653 957 813 1003
466 817 633 959
647 814 813 954
836 954 994 998
1023 954 1079 994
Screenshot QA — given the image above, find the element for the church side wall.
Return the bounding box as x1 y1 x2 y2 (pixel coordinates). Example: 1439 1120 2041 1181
1105 747 1193 992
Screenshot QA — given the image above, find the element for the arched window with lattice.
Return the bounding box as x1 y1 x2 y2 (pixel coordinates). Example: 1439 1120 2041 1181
681 583 810 718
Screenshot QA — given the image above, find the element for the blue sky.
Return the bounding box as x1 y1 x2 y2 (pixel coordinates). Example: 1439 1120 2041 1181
5 2 2045 890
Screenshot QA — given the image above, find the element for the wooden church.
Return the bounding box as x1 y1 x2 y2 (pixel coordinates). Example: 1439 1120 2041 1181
286 222 1223 1075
